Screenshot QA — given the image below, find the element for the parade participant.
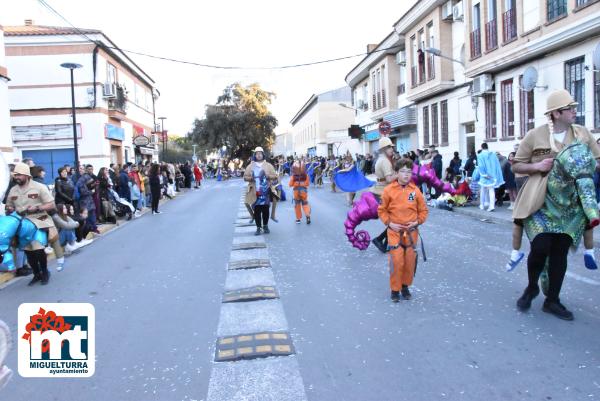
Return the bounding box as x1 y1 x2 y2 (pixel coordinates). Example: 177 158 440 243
244 147 277 235
477 143 504 212
314 163 324 188
193 162 203 189
5 163 56 285
289 161 311 224
512 89 600 320
378 158 428 302
341 154 357 206
269 173 281 223
371 137 398 253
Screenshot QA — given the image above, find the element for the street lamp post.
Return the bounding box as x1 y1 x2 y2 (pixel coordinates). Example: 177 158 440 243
424 47 465 67
158 116 167 160
60 63 83 170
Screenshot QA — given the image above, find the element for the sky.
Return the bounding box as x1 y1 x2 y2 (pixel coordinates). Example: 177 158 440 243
3 0 417 137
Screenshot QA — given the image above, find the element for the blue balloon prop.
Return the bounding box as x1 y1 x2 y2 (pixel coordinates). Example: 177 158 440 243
334 165 375 193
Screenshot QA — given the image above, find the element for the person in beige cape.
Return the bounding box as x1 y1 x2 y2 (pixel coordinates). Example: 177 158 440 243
244 147 277 235
511 89 600 320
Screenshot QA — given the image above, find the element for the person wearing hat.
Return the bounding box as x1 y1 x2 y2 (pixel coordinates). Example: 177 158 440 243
511 89 600 320
370 136 399 253
244 146 277 235
5 162 57 285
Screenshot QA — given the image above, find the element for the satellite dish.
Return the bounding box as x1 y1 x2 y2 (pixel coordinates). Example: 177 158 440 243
593 42 600 71
522 66 538 92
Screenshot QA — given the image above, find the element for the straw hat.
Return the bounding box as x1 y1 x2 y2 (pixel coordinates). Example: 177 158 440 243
378 137 393 150
13 162 31 177
545 89 578 114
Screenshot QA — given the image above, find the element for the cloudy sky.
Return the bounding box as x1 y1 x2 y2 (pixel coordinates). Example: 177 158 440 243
3 0 417 136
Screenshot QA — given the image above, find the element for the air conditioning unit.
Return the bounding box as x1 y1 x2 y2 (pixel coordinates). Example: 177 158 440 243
396 50 406 65
442 1 454 20
471 74 494 96
102 83 116 98
453 1 464 21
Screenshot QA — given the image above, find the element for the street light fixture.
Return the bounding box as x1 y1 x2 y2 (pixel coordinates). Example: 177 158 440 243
60 62 83 171
338 103 361 112
425 47 465 67
158 116 167 160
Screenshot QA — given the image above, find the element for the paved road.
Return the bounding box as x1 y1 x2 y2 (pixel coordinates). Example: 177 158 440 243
2 178 600 401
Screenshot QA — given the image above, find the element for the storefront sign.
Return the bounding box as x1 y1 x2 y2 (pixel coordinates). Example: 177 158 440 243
363 130 380 142
139 147 154 155
12 124 82 142
105 124 125 141
133 135 150 146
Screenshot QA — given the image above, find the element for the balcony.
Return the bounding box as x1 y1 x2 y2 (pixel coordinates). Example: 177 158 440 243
502 8 517 43
108 84 128 116
418 64 426 84
427 55 435 80
470 29 482 59
485 19 498 51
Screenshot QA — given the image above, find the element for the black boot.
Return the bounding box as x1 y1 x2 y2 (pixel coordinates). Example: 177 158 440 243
543 299 574 321
516 286 540 311
306 216 311 225
401 285 412 300
263 226 270 234
390 291 400 302
372 229 388 253
254 227 262 236
28 274 42 286
41 269 50 285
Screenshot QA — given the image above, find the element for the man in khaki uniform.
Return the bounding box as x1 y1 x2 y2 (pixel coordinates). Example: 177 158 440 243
512 89 600 320
371 137 399 253
5 163 56 285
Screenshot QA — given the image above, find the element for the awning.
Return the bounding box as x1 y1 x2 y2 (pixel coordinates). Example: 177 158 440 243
383 105 416 128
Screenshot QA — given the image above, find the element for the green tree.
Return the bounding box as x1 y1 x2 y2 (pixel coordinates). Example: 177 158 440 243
188 83 277 160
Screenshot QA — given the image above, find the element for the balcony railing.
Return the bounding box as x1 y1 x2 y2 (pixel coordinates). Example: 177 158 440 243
485 19 498 51
382 89 386 108
397 84 406 95
418 64 426 84
411 66 417 87
427 55 435 80
502 8 517 42
108 84 128 114
470 29 482 59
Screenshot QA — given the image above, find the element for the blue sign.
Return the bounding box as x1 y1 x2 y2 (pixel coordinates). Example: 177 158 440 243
105 124 125 141
363 130 380 142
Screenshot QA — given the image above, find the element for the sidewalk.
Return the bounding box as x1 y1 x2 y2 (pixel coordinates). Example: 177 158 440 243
450 202 600 247
0 188 191 287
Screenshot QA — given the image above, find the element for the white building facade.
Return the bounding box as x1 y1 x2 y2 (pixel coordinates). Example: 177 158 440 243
4 22 159 184
290 87 355 158
0 25 15 163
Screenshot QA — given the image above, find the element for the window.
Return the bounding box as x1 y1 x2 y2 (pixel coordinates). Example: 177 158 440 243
381 65 386 108
522 0 540 32
376 69 382 109
503 0 517 42
576 0 594 5
441 100 449 145
106 63 116 85
471 3 482 58
426 22 435 79
484 93 497 139
565 57 585 125
501 79 514 138
431 103 439 146
519 76 535 138
418 30 426 83
410 36 417 87
422 106 430 146
547 0 567 22
371 72 377 109
595 70 600 129
399 64 406 95
485 0 498 51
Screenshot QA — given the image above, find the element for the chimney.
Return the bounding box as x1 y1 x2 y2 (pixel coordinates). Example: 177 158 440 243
24 19 33 26
367 44 378 53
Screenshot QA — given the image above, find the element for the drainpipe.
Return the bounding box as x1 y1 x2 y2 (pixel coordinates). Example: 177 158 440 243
92 44 100 109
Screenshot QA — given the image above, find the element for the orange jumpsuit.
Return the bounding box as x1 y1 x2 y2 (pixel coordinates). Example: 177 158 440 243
378 181 428 291
289 174 311 220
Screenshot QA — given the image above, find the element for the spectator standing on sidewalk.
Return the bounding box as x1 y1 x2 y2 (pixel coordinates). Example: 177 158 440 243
118 165 131 202
5 163 57 285
76 167 98 233
54 167 74 207
149 163 162 214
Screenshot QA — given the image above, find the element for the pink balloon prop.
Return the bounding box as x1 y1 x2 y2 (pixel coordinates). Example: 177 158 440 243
344 192 380 250
411 163 456 195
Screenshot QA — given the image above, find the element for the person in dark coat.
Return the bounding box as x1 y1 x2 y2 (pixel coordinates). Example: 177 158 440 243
463 152 477 177
54 167 75 206
430 150 443 199
76 171 98 233
449 152 462 176
182 162 193 189
149 163 162 214
118 166 131 202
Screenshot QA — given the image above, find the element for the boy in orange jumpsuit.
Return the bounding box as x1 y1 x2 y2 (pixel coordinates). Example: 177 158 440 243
378 158 428 302
289 161 312 225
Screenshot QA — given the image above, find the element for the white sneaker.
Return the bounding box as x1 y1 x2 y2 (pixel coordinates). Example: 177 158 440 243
56 263 64 272
77 239 93 248
64 243 77 254
134 211 141 218
44 246 53 255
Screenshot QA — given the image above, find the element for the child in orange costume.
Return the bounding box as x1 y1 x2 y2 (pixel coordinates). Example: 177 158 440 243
289 161 312 224
378 158 429 302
